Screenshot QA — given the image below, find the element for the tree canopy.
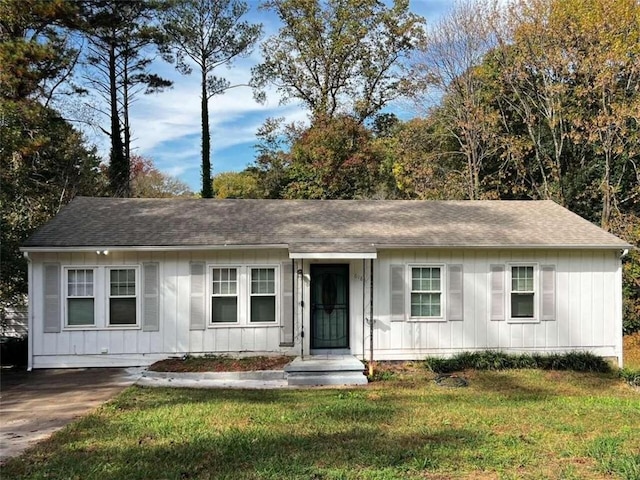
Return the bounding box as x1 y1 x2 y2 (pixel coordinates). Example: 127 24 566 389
162 0 261 198
252 0 425 122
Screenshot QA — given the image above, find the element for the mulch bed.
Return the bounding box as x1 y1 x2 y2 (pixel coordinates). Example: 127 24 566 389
148 355 293 373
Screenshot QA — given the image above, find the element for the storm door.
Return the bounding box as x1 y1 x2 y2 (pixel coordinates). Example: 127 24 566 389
310 264 349 349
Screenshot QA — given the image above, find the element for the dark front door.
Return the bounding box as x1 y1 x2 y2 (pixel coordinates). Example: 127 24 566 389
311 264 349 349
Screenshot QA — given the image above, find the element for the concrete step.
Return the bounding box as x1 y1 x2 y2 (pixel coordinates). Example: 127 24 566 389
284 355 368 386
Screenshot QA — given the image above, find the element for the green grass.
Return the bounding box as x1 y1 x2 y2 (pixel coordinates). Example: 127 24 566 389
3 369 639 480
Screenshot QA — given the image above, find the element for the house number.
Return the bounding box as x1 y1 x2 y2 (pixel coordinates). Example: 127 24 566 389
353 273 364 281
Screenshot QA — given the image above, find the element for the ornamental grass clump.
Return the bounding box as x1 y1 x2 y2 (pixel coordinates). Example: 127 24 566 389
424 350 612 374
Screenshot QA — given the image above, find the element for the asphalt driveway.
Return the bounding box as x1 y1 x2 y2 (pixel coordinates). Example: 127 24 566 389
0 368 139 463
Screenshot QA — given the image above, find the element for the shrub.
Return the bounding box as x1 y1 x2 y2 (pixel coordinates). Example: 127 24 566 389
619 368 640 388
424 350 611 374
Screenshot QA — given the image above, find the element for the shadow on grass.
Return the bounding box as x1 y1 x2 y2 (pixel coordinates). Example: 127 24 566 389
3 423 487 480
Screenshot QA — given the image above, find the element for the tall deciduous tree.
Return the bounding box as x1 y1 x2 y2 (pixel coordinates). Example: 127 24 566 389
162 0 261 198
252 0 425 123
130 155 193 198
78 0 171 197
408 0 500 200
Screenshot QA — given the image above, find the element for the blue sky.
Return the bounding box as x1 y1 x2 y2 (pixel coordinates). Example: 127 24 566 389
84 0 455 191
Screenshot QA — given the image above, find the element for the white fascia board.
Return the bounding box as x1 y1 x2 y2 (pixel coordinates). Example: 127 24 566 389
376 244 632 250
289 252 377 259
20 244 289 253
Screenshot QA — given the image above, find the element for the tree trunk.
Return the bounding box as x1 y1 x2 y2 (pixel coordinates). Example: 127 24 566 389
108 41 126 197
122 55 131 197
201 69 212 198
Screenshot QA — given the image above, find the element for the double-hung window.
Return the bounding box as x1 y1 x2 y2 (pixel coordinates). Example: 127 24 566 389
410 266 442 319
250 268 276 322
108 268 137 325
211 267 238 323
67 269 95 326
510 265 535 319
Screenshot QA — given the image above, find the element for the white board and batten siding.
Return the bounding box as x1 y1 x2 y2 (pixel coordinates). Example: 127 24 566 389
373 249 622 364
29 247 623 367
30 249 295 368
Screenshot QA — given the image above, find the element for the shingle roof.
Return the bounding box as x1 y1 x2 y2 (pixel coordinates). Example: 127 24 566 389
22 197 631 250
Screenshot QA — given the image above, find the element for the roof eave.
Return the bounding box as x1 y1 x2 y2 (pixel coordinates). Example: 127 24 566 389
20 242 632 253
20 244 290 253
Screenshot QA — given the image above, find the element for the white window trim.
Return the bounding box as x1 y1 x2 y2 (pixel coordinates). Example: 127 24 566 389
407 264 446 322
106 266 141 328
205 264 280 328
209 265 240 325
64 266 98 329
249 265 279 325
62 265 142 331
507 263 539 323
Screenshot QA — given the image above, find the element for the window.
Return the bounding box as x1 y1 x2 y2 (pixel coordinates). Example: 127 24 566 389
109 268 137 325
250 268 276 322
211 268 238 323
511 266 534 319
67 269 95 326
410 267 442 318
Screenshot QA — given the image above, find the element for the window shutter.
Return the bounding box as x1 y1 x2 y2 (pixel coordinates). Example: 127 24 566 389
189 262 206 330
490 265 505 321
390 264 405 321
43 263 61 333
541 265 556 321
142 263 160 331
280 261 294 346
447 264 463 321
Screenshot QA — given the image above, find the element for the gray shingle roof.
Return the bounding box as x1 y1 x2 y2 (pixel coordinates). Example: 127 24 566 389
22 197 631 250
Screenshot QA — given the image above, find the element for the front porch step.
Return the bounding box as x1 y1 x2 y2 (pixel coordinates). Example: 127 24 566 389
284 355 368 386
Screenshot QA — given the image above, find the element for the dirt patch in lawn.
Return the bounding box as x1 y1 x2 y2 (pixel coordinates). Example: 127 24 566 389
149 355 293 372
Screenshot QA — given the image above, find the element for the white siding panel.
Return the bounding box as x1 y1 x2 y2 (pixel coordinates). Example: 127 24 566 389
123 330 137 354
254 328 268 351
215 329 230 352
580 253 593 347
228 328 242 351
592 254 605 349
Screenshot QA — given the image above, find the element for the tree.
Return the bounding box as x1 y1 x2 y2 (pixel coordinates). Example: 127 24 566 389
1 0 103 320
387 117 468 200
213 171 261 198
408 0 500 199
252 0 425 123
0 0 81 104
130 155 193 197
283 115 386 199
1 105 102 320
162 0 261 198
485 0 640 225
78 0 171 197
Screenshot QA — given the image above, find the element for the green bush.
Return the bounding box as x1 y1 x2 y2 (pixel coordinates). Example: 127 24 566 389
424 350 612 374
619 368 640 388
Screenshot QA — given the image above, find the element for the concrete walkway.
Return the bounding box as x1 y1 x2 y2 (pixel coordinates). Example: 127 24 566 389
0 367 141 463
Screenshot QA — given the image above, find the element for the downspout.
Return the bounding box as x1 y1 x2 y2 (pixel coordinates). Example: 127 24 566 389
369 259 374 377
362 259 366 362
24 252 33 372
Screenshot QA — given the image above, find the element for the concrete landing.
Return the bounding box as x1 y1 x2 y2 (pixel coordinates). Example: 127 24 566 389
284 355 368 386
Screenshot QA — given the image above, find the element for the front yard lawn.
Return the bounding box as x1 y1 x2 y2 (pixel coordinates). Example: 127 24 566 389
2 369 638 480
